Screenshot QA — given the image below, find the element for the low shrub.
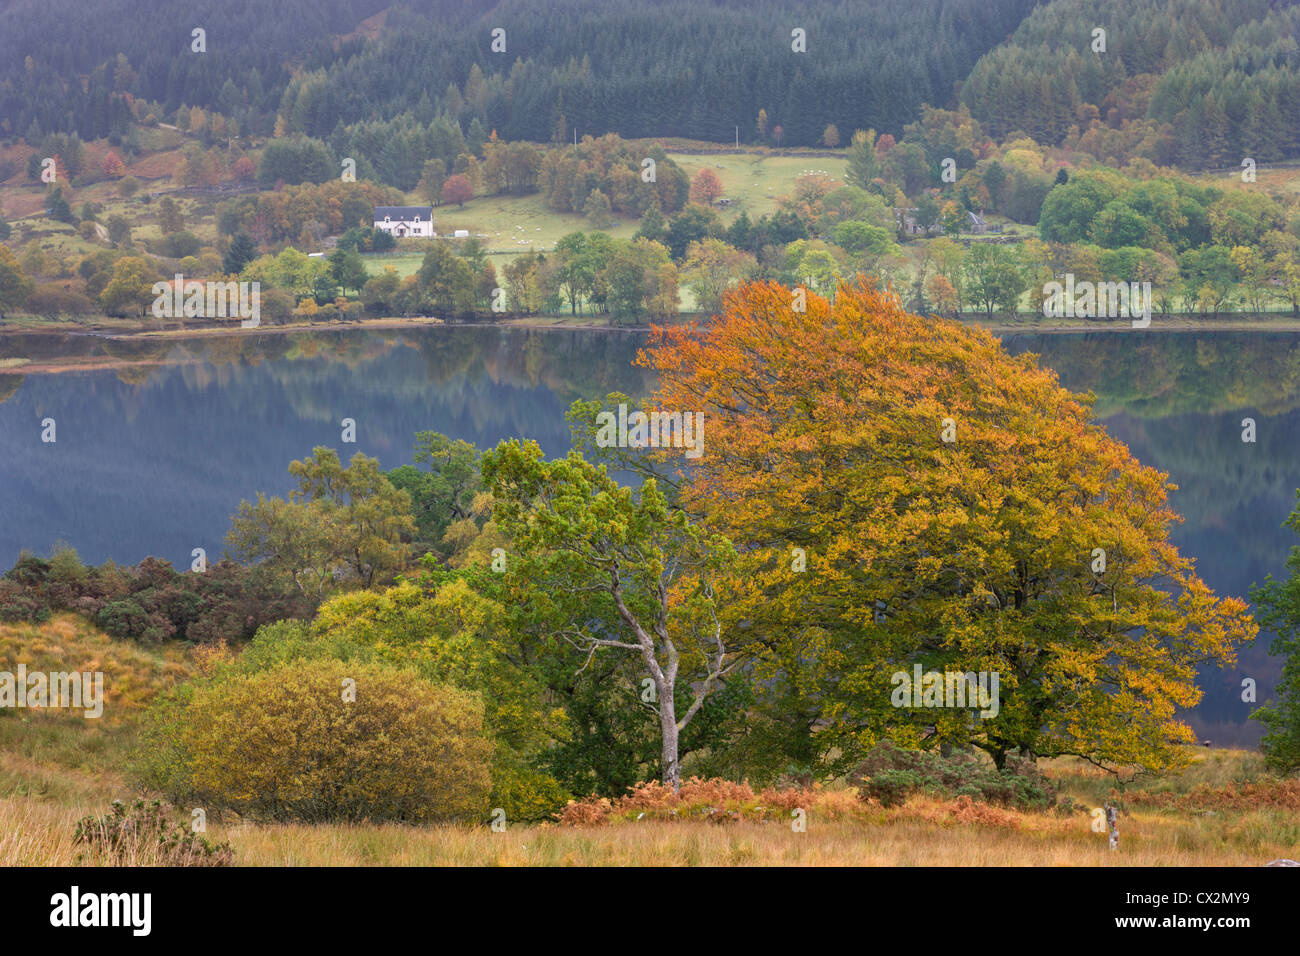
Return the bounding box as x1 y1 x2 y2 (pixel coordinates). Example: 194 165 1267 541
143 658 493 823
556 776 825 826
74 799 233 866
849 740 1058 810
1126 779 1300 811
23 284 98 317
1 550 313 645
491 764 573 824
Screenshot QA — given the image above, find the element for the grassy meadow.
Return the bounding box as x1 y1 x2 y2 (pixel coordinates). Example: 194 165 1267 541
381 149 850 260
3 615 1296 867
356 149 852 314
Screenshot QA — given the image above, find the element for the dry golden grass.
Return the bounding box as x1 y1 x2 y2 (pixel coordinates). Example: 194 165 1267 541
0 797 231 866
7 794 1296 866
0 797 85 865
0 614 193 724
5 759 1297 866
6 739 1296 866
199 799 1296 866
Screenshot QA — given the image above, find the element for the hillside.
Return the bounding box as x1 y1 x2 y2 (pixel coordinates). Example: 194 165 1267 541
0 0 1037 146
962 0 1300 167
6 0 1300 171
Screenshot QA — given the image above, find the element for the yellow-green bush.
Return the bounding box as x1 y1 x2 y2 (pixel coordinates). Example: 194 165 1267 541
491 762 573 823
153 659 492 823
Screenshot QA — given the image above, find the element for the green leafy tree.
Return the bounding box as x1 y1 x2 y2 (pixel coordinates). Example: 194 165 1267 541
99 255 156 317
311 274 338 306
682 238 757 313
665 204 720 260
635 204 669 244
386 431 481 550
1038 170 1123 243
105 215 132 248
502 251 546 313
0 244 34 319
1088 200 1154 248
418 242 477 314
785 240 842 298
48 189 75 224
550 232 594 315
1249 491 1300 774
419 158 447 206
583 187 613 228
963 242 1028 317
603 241 647 321
481 439 739 790
227 447 414 598
832 220 895 256
157 196 184 234
361 266 402 315
328 247 368 296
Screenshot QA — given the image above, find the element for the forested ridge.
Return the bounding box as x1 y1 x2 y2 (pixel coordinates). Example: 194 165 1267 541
962 0 1300 168
0 0 390 140
7 0 1300 170
0 0 1036 145
276 0 1037 146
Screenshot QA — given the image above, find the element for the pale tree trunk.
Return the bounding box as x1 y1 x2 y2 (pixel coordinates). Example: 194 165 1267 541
608 574 729 794
658 685 680 790
612 581 685 792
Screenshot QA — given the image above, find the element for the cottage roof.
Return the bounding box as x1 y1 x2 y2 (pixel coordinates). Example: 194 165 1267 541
374 206 433 219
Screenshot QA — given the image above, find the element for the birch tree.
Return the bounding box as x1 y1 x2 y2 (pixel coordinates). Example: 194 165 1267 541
481 440 737 790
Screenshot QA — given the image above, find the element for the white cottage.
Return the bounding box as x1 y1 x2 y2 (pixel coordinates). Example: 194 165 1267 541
373 205 434 238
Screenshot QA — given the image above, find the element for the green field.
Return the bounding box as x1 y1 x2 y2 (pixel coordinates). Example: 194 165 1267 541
364 150 851 314
669 151 848 222
10 191 222 264
414 192 638 256
385 151 850 260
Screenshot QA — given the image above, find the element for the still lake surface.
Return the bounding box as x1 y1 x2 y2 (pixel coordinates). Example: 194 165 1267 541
3 324 1299 745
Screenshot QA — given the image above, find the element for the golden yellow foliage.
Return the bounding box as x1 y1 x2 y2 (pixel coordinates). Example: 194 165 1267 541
641 279 1256 772
176 659 493 822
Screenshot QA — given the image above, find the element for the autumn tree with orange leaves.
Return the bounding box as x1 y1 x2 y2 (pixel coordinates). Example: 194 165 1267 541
634 278 1255 775
689 168 723 206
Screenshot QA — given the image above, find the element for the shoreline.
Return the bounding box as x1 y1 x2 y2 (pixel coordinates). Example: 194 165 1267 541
0 314 656 341
3 313 1300 378
970 316 1300 333
5 311 1300 340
